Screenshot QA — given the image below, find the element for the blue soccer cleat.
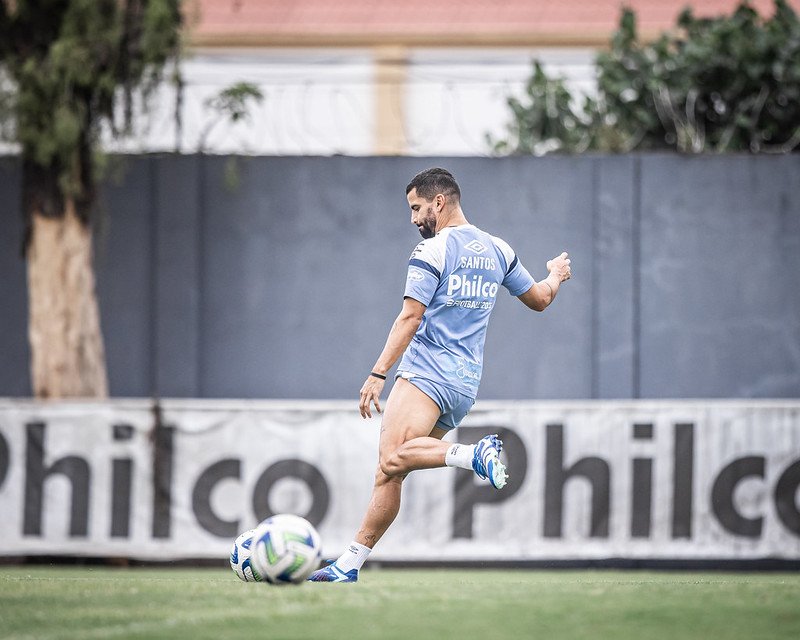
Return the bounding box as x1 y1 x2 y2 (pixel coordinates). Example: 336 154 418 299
472 434 508 489
307 562 359 583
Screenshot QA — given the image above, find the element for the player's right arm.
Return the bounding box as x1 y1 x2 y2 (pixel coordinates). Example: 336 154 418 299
359 238 442 419
517 252 572 312
359 297 426 419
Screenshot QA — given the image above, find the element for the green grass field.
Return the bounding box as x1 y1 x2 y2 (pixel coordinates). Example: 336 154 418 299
1 567 799 640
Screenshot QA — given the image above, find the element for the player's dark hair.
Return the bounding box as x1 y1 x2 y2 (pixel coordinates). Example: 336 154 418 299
406 167 461 203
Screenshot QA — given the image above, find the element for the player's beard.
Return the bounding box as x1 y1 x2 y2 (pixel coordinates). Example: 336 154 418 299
418 206 436 239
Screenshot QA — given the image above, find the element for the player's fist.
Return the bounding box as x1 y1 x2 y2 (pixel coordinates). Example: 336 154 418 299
546 252 571 282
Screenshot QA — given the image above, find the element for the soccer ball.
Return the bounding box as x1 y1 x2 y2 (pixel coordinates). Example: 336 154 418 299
249 514 322 585
229 529 260 582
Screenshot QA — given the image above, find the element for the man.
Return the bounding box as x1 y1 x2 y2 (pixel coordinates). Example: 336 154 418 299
309 167 571 582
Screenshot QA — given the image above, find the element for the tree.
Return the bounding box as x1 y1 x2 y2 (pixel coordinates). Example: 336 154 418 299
493 0 800 154
595 0 800 153
488 61 592 156
198 81 264 154
0 1 181 398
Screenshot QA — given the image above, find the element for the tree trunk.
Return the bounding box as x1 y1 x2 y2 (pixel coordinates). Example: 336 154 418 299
26 199 108 398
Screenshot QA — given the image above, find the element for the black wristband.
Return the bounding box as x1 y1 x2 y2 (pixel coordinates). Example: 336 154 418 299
370 372 387 380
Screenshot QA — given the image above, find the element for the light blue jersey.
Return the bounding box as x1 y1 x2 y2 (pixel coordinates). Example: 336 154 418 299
398 224 535 398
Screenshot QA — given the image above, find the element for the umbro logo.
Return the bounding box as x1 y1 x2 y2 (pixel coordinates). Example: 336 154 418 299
464 240 487 254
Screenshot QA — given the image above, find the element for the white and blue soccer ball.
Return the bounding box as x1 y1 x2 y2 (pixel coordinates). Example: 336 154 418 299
249 514 322 585
229 528 260 582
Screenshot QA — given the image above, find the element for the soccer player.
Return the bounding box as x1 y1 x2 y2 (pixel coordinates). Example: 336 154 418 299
309 167 571 582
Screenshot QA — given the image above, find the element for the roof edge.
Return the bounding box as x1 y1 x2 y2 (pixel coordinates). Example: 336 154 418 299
187 30 653 49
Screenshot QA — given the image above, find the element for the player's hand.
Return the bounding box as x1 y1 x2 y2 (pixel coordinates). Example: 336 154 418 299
546 252 572 283
359 375 385 419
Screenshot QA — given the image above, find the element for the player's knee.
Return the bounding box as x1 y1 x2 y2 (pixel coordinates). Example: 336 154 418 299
379 453 397 477
373 465 390 485
379 449 404 477
374 463 405 487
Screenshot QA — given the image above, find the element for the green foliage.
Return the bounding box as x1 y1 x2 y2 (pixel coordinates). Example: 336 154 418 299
495 0 800 154
206 82 264 124
0 0 182 217
198 81 264 153
489 62 591 155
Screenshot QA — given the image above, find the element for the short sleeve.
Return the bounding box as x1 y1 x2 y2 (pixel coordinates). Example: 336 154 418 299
404 262 438 305
502 255 535 296
403 238 445 305
492 235 535 296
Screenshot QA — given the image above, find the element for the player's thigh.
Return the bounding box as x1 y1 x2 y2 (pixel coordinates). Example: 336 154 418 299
380 377 441 453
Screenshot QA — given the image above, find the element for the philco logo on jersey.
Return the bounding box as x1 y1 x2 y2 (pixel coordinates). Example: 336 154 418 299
447 273 499 298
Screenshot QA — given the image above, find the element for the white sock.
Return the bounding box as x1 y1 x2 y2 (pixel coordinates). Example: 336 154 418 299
335 541 371 573
445 443 475 470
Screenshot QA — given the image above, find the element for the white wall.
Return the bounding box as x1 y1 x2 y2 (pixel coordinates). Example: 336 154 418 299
94 47 597 156
405 48 595 155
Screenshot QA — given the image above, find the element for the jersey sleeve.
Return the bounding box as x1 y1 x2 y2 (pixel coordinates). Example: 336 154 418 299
493 235 535 296
502 255 535 296
403 238 445 306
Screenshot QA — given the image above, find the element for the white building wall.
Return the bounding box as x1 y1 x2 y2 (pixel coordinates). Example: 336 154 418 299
1 48 597 157
405 48 596 155
113 47 597 156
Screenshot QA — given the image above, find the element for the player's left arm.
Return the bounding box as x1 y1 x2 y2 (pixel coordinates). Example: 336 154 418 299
359 297 427 419
517 251 572 312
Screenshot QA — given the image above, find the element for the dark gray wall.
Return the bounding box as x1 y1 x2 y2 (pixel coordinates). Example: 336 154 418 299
0 157 28 397
1 154 798 399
